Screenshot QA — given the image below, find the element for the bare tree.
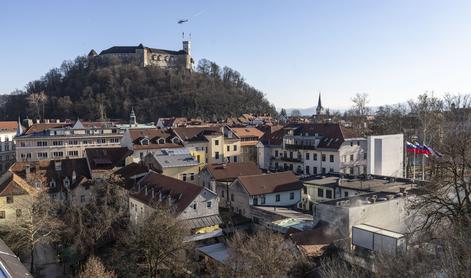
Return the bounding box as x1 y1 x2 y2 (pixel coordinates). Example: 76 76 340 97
349 93 371 136
134 208 193 277
60 174 128 257
78 256 116 278
219 230 296 277
1 191 64 274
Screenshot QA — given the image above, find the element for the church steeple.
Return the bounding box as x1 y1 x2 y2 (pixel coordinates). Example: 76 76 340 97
316 92 324 116
130 108 137 126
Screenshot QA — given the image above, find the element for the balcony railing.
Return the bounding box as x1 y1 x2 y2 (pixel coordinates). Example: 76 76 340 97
285 144 317 150
272 156 303 163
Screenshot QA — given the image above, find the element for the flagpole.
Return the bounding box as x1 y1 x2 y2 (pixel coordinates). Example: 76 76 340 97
422 141 426 181
411 136 418 181
413 151 416 180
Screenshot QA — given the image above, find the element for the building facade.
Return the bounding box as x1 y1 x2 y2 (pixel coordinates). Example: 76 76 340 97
15 120 123 162
143 148 200 183
257 123 367 176
367 134 404 178
0 121 18 174
92 40 193 70
172 126 241 166
226 127 263 163
129 172 222 236
221 171 303 219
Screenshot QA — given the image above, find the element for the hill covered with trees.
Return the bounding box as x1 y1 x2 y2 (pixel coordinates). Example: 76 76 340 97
0 57 277 122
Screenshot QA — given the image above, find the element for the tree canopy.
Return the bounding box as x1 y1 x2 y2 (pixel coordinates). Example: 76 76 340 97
0 57 277 121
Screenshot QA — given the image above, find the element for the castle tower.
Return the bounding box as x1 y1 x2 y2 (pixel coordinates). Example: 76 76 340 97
182 40 191 55
130 108 137 126
182 40 192 70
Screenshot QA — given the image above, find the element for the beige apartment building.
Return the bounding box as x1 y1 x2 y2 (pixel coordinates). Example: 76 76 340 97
15 120 124 162
226 127 263 163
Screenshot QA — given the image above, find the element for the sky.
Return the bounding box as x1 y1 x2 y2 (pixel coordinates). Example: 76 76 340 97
2 0 471 111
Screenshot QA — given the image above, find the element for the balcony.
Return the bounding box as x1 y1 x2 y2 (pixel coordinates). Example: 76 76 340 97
272 156 303 163
285 144 317 150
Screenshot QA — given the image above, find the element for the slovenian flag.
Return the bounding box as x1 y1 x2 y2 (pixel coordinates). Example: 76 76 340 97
406 141 419 153
424 144 443 158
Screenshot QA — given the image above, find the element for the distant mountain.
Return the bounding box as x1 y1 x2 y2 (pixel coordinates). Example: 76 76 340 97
284 106 349 116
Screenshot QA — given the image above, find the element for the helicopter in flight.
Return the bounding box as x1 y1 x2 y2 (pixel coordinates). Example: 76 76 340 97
177 19 188 24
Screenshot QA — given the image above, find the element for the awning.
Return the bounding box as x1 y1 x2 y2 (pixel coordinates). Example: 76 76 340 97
185 215 223 229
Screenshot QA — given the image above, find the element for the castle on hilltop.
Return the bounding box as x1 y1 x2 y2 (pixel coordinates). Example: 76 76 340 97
88 40 193 70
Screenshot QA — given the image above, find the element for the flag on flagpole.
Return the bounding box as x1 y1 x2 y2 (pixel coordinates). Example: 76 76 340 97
424 144 443 158
406 141 419 153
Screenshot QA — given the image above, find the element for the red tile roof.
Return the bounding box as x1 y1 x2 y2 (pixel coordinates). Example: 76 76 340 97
130 172 205 214
172 127 221 142
129 128 182 150
0 172 29 196
24 123 71 134
230 127 264 139
0 121 18 133
237 171 303 195
206 162 262 182
85 147 132 170
260 123 360 149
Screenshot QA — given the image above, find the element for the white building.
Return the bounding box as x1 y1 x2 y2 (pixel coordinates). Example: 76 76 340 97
15 120 123 162
313 191 413 238
222 171 303 219
257 123 367 176
367 134 404 178
129 171 222 237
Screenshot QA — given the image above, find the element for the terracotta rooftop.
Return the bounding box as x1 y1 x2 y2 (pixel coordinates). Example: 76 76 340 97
231 127 264 139
259 123 360 149
237 171 303 195
130 172 205 214
85 147 131 171
129 128 182 150
0 121 19 133
206 162 262 182
172 127 221 142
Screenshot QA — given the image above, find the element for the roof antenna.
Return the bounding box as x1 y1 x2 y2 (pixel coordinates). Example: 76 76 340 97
182 32 185 40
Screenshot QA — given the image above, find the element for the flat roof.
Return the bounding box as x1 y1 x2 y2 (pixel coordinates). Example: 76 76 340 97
353 224 404 239
252 206 313 220
319 191 408 207
197 243 229 264
303 174 416 193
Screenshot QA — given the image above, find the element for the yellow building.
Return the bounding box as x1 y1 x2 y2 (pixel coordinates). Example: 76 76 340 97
143 148 200 183
172 126 241 166
227 127 263 163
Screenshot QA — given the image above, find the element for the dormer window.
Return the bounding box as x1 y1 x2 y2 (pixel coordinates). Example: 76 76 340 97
158 138 165 144
141 137 150 145
171 137 180 144
64 177 70 188
49 179 56 188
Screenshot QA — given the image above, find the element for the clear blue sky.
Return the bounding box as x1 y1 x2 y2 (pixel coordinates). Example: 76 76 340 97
2 0 471 110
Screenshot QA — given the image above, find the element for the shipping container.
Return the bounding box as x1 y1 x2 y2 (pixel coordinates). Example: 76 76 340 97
352 224 406 256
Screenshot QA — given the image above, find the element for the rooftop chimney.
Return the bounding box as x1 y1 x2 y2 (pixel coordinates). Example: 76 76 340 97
54 161 62 172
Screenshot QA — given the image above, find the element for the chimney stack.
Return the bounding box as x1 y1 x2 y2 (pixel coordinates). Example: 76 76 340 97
54 161 62 172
